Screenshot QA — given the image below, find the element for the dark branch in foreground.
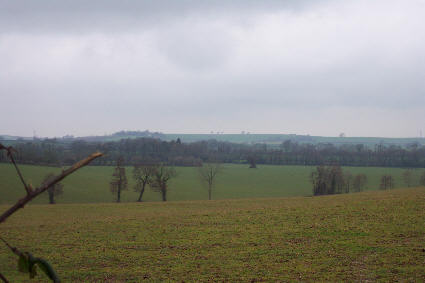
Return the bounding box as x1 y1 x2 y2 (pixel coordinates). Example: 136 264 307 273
0 144 31 194
0 272 9 283
0 237 20 282
0 147 103 224
0 236 23 257
0 144 102 282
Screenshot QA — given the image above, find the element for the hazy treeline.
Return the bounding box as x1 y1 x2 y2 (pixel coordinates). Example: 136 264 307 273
1 138 425 168
310 165 368 195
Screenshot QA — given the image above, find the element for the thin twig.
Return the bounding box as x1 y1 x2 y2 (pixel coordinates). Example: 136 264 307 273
0 144 30 194
0 152 103 224
9 152 31 194
0 236 22 257
0 272 9 283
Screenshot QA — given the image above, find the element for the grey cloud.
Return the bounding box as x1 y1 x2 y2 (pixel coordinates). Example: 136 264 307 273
1 0 424 137
156 22 234 71
0 0 322 33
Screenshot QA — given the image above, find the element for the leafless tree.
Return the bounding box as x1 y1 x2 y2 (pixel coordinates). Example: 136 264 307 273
310 164 345 195
133 164 157 202
419 171 425 186
352 174 368 192
42 173 64 204
330 165 345 194
344 171 352 193
402 169 414 187
198 163 222 200
247 155 257 168
380 175 394 190
150 165 176 201
110 157 128 203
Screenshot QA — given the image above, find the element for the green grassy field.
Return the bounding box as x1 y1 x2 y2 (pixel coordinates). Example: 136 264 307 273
0 187 424 282
1 163 424 204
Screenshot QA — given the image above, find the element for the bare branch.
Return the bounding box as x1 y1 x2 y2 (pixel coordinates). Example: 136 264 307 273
0 236 22 257
0 272 9 283
0 144 31 194
0 152 103 224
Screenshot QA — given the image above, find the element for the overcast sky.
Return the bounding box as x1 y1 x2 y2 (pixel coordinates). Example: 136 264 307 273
1 0 424 138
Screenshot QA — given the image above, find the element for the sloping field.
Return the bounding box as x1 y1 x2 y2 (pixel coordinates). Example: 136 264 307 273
1 163 423 204
0 188 424 282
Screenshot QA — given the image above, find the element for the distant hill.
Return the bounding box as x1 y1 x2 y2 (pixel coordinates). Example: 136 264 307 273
163 133 425 146
0 135 32 141
1 131 425 147
75 130 166 142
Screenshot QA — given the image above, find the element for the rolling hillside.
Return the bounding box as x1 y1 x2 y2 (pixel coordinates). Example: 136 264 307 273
0 187 423 281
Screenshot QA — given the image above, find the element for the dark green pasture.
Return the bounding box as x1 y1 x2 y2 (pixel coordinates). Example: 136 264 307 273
0 163 423 204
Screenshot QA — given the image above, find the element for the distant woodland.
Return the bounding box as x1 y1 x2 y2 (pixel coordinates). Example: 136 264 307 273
1 137 424 168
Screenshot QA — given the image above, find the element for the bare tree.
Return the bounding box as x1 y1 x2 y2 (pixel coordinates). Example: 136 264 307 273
133 164 156 202
352 174 368 192
310 165 327 196
198 163 222 200
402 169 414 187
110 157 128 203
344 171 353 193
42 173 64 204
310 164 345 195
380 175 394 190
150 165 176 202
330 165 345 194
420 171 425 186
247 155 257 168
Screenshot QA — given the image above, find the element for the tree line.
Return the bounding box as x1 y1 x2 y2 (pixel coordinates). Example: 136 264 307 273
109 159 223 202
45 158 223 204
44 160 425 203
310 166 425 196
2 137 425 168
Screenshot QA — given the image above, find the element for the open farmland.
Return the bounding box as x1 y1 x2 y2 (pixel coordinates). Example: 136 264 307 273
0 164 424 204
0 187 424 282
